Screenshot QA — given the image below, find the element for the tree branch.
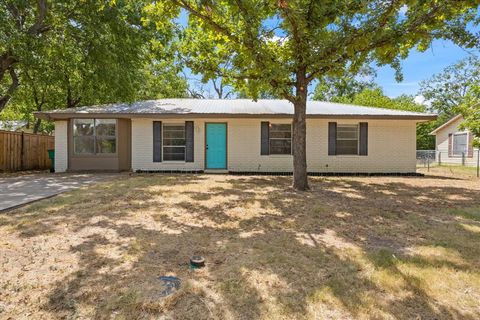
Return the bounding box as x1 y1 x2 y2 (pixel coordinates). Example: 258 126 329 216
212 78 222 98
178 0 293 99
5 3 24 30
306 2 442 82
0 53 19 81
28 0 50 35
0 68 20 112
170 0 239 43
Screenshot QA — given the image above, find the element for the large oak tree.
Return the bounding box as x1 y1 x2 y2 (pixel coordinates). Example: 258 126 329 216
150 0 479 190
0 0 50 111
1 0 187 132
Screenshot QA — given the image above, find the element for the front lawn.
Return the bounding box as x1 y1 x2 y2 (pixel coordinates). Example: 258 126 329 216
1 173 479 319
417 164 479 179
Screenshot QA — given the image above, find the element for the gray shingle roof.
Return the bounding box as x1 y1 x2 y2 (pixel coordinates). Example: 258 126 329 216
35 99 436 120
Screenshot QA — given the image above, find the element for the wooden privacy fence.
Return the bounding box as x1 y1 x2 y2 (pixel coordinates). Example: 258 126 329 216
0 130 54 172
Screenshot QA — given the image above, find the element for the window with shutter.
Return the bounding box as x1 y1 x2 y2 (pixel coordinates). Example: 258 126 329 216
163 124 186 161
452 133 468 156
336 124 359 155
269 123 292 155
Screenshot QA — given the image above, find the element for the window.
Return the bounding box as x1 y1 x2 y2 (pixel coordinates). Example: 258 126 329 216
163 124 186 161
269 123 291 155
73 119 116 154
336 124 359 155
453 133 468 156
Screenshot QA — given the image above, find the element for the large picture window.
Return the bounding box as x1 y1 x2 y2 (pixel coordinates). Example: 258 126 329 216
163 124 186 161
269 123 292 155
336 124 359 155
73 119 116 154
453 133 468 156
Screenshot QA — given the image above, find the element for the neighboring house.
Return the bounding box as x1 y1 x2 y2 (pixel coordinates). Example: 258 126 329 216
0 120 28 131
431 115 478 166
34 99 435 174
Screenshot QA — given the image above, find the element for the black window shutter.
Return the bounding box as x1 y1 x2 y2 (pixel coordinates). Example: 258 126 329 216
185 121 194 162
153 121 162 162
448 133 453 156
359 122 368 156
261 121 270 155
328 122 337 156
291 123 294 155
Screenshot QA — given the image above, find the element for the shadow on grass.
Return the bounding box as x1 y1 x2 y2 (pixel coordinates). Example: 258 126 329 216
2 174 480 319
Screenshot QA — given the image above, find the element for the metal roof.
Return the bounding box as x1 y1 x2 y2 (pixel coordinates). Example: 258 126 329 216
35 99 437 121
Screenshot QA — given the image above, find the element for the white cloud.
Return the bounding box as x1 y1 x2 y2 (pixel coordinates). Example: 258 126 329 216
414 95 432 107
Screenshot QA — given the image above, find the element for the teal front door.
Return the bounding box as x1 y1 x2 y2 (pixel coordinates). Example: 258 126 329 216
206 123 227 169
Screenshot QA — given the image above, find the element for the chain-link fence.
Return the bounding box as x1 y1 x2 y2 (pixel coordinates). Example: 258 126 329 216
417 150 480 178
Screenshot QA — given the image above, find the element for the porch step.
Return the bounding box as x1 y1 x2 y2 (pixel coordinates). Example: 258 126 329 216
204 169 229 174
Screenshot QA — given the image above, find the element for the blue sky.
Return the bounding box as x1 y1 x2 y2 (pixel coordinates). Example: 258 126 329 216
378 40 478 98
180 9 479 100
187 38 479 100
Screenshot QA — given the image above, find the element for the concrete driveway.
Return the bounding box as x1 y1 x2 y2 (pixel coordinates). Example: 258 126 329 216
0 173 118 212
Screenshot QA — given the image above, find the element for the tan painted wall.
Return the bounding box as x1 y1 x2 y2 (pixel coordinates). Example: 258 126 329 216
117 119 132 171
66 119 131 171
435 117 479 166
131 118 418 173
54 121 68 173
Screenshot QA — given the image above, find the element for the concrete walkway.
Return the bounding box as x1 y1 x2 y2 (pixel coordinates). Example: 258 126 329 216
0 173 118 212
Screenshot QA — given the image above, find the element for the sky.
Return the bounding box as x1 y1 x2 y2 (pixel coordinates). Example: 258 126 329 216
377 40 478 98
187 37 479 100
180 9 479 100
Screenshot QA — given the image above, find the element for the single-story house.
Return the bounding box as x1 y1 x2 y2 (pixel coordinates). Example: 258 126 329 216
34 99 436 174
431 114 479 166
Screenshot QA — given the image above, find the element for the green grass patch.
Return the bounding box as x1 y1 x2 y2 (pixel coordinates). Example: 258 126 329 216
369 248 398 269
448 207 480 221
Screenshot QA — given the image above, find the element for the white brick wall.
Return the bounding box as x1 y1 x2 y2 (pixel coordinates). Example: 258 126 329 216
54 120 68 172
132 119 204 171
435 117 479 166
131 118 418 173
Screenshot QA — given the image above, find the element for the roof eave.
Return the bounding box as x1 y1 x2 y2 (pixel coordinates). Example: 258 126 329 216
33 111 51 120
34 112 437 121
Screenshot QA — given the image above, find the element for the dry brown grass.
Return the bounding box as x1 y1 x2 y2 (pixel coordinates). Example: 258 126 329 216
1 172 480 319
417 165 479 180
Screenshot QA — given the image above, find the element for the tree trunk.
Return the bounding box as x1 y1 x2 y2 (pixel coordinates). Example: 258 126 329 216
0 67 19 112
31 81 44 134
33 118 42 134
65 77 81 108
292 71 309 191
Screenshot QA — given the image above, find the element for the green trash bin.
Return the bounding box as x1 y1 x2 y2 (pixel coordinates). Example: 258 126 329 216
47 149 55 172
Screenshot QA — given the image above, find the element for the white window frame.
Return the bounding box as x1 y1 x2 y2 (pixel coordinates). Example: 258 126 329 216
452 132 468 156
269 123 292 155
162 123 186 162
336 124 360 156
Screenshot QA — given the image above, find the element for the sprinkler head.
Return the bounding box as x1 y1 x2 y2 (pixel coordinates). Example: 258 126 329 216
190 255 205 268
